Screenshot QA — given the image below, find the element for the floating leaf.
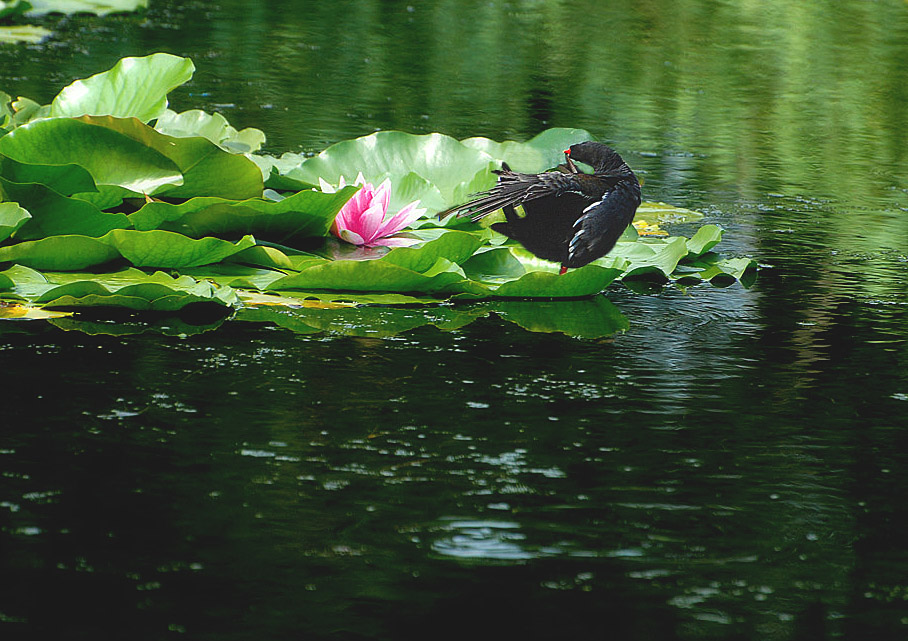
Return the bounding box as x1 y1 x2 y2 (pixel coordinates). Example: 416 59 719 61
0 96 48 132
128 186 358 240
0 1 30 20
226 245 295 270
0 25 52 45
103 230 257 268
181 263 290 291
613 236 689 280
0 234 119 269
461 247 526 282
635 201 705 225
0 230 256 269
237 291 356 309
0 155 98 196
461 128 594 173
0 201 30 242
675 254 758 287
154 108 266 153
0 177 129 240
269 258 467 295
490 264 623 298
80 115 264 200
49 52 191 122
0 117 184 194
0 301 72 320
0 90 11 132
379 229 483 273
684 224 723 258
25 0 148 16
632 220 669 237
279 131 497 212
0 264 237 310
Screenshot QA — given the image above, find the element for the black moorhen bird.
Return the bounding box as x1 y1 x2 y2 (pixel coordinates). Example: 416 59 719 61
438 141 641 274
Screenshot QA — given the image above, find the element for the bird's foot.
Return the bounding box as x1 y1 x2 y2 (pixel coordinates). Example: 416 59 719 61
559 265 568 275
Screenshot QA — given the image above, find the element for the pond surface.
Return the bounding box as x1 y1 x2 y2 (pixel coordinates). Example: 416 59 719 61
2 1 908 639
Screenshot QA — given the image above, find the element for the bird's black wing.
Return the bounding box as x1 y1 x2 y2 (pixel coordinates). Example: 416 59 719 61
564 182 641 268
436 168 590 222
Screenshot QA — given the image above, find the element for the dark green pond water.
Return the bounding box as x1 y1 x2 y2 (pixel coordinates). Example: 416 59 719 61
2 1 908 639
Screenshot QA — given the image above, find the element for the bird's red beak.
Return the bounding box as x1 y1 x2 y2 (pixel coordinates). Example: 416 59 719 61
563 148 579 174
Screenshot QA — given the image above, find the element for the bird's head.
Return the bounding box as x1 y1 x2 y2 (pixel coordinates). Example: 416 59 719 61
563 141 631 176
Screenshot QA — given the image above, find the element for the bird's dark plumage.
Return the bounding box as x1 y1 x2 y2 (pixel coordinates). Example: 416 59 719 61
437 141 641 271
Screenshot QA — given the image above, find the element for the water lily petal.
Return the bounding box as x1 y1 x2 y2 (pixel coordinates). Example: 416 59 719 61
376 200 427 237
374 178 392 213
357 200 388 243
339 228 365 245
318 177 336 194
334 186 365 232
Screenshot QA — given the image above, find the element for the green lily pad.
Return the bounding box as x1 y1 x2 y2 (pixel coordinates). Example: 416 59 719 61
675 254 759 287
0 25 52 44
380 229 484 272
635 201 705 225
684 224 724 258
25 0 148 16
0 177 129 240
0 155 98 196
461 128 594 173
0 117 184 194
226 245 295 270
0 230 256 269
280 131 497 212
181 263 291 292
49 52 192 122
0 1 30 20
0 201 30 242
269 257 468 294
81 115 265 200
154 108 266 153
104 230 257 268
461 247 527 282
128 185 358 240
612 236 690 280
0 264 237 310
490 264 623 298
0 234 119 269
0 91 11 132
0 96 48 132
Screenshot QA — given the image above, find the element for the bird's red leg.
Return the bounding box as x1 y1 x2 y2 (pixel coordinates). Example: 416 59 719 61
559 265 568 275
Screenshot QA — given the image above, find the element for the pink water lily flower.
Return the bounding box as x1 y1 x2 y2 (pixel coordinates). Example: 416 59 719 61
322 173 426 247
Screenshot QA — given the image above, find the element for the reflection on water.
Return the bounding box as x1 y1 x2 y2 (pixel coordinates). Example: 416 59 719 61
3 284 906 639
2 1 908 640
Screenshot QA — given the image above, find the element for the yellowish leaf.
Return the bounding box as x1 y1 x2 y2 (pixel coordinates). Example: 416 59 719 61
0 302 72 320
